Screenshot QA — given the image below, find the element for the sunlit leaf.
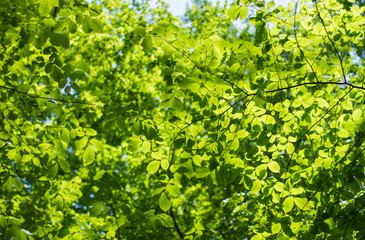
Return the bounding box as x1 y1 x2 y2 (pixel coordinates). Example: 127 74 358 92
268 161 280 173
159 192 171 212
283 196 294 213
147 161 160 174
83 144 95 166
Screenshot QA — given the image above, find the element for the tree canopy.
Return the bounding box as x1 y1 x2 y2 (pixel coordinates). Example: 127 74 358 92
1 0 365 239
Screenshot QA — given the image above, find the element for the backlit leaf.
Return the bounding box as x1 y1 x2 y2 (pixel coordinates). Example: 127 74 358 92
196 167 210 178
83 144 95 166
283 196 294 213
159 192 171 212
268 161 280 173
147 160 160 174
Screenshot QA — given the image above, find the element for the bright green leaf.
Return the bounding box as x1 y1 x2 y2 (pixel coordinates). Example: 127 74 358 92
147 160 160 174
159 192 171 212
166 184 180 197
83 144 95 166
283 196 294 213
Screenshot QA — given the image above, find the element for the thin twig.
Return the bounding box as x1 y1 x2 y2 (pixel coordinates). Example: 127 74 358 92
0 85 103 107
314 1 347 83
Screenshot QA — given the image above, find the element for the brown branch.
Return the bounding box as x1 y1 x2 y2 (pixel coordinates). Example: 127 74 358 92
169 208 184 239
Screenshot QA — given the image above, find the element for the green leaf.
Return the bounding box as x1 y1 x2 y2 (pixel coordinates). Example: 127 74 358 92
75 136 88 150
283 196 294 213
2 177 12 192
251 117 262 132
147 160 160 174
32 157 41 167
274 182 285 192
161 159 169 170
290 187 304 195
45 62 54 73
193 155 202 166
255 164 267 179
14 228 27 240
39 0 59 17
271 223 281 234
85 128 97 136
294 197 309 210
286 143 295 154
48 163 58 178
94 170 105 180
242 175 253 190
142 36 153 53
156 214 174 228
141 141 151 154
50 33 64 47
90 139 103 151
61 128 70 143
196 167 210 178
52 66 63 82
82 16 103 33
58 158 70 173
68 19 78 33
174 138 185 149
251 180 261 194
134 26 146 37
166 184 180 197
83 144 95 166
254 23 267 45
159 192 171 212
180 78 200 91
268 161 280 173
128 137 142 152
13 178 23 191
226 5 248 21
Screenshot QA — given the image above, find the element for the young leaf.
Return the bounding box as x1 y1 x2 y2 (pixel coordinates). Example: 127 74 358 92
142 36 153 53
196 167 210 178
268 161 280 173
83 144 95 166
147 160 160 174
90 139 103 151
159 192 171 212
271 223 281 234
283 196 294 213
58 158 70 173
75 136 88 150
141 141 151 154
251 180 261 194
61 128 70 143
166 184 180 197
85 128 97 136
161 159 169 170
294 197 309 210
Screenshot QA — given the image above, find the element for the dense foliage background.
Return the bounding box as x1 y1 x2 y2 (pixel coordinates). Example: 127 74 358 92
1 0 365 239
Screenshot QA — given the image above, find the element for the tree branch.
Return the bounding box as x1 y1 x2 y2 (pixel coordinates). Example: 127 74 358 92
169 208 184 239
158 36 248 95
0 85 103 107
315 1 347 83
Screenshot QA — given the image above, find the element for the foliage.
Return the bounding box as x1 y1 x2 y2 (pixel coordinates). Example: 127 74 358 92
1 0 365 239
